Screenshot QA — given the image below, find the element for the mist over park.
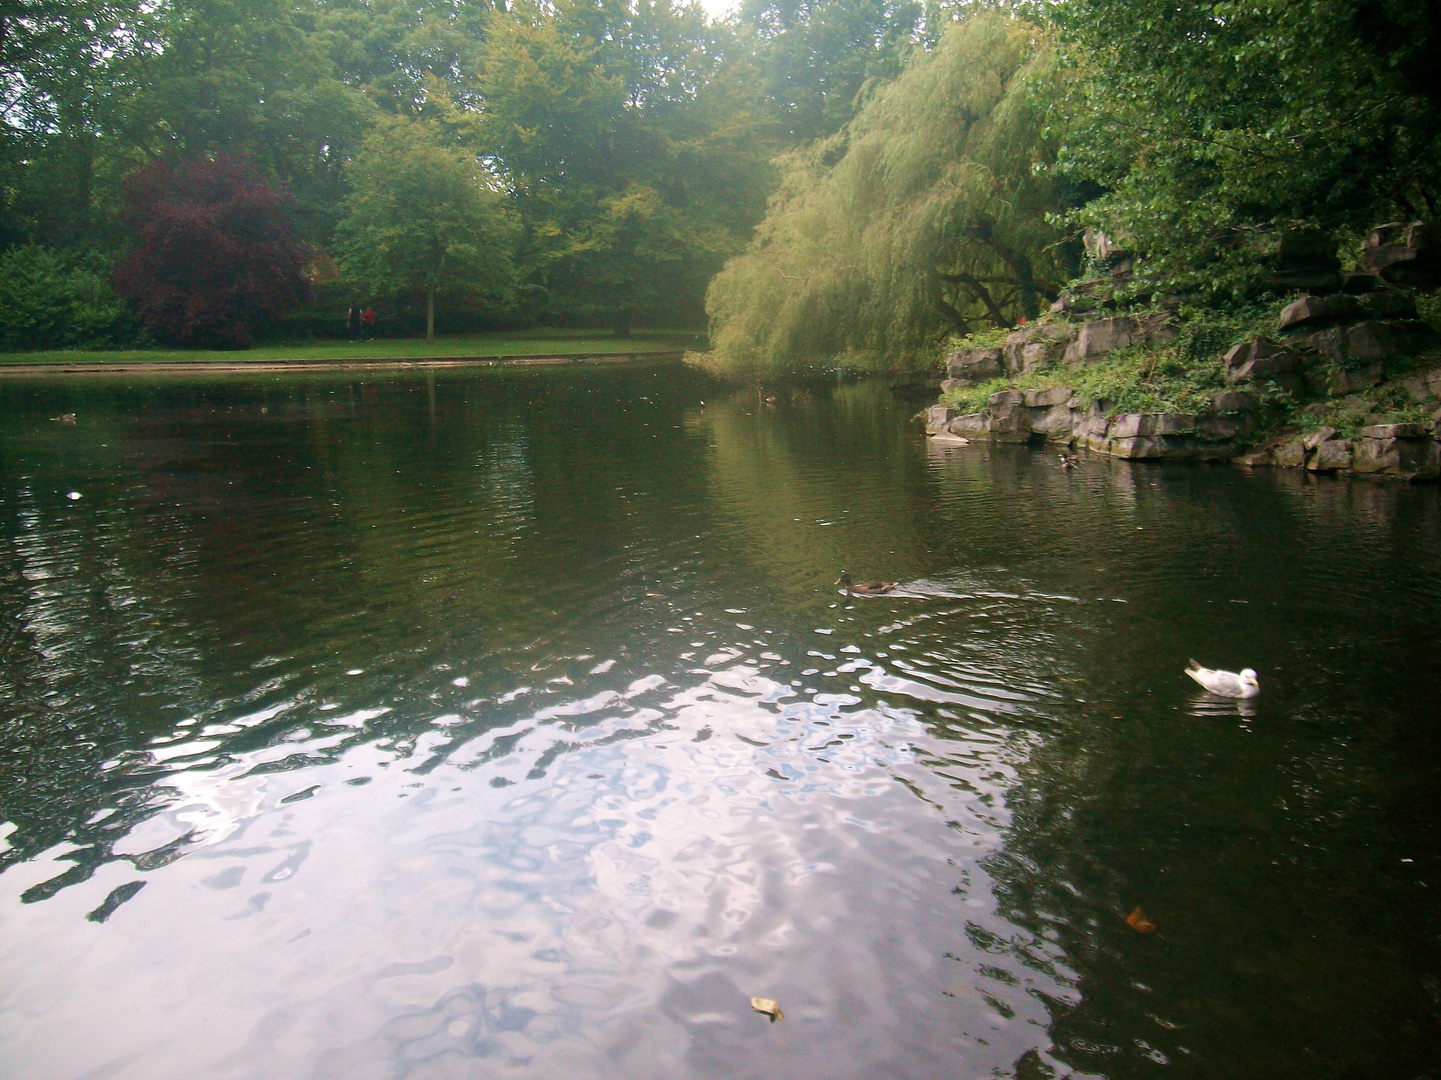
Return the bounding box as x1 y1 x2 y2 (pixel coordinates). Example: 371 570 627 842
2 3 1440 1079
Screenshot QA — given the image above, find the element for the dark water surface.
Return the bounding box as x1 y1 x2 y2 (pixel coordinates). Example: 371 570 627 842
0 365 1437 1080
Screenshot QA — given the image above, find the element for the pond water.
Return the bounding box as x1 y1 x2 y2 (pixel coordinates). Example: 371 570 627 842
0 364 1437 1080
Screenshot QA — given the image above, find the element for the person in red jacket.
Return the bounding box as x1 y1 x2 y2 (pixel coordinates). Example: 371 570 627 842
361 306 375 341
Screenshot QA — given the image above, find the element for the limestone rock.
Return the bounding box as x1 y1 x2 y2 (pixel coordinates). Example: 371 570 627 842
1000 323 1074 375
1302 426 1338 450
946 347 1003 385
1406 440 1441 481
1307 439 1352 471
1020 341 1053 372
1111 413 1195 439
949 413 991 436
1345 321 1402 360
1030 402 1077 439
1351 437 1399 474
1361 221 1441 289
1399 368 1441 403
1224 338 1300 384
1023 386 1073 408
987 389 1030 442
988 388 1025 412
1324 362 1384 394
1211 390 1260 413
1077 402 1111 451
1196 414 1246 442
1065 317 1132 364
1109 437 1165 459
1273 438 1308 467
925 404 957 433
1278 294 1359 331
1062 313 1173 365
1359 423 1427 440
1267 229 1342 293
1293 326 1345 359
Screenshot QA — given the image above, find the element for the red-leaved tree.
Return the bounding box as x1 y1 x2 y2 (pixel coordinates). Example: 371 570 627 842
113 155 310 348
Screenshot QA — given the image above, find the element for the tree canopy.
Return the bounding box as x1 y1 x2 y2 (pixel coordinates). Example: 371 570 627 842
334 115 519 339
1052 0 1441 295
704 14 1068 377
3 0 1436 362
112 154 311 347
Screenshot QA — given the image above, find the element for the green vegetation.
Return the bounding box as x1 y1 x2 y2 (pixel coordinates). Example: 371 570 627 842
334 116 520 341
0 328 696 366
703 15 1069 379
0 245 137 351
5 0 1440 387
1052 0 1441 298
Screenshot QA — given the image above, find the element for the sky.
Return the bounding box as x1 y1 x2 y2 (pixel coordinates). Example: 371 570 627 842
698 0 739 22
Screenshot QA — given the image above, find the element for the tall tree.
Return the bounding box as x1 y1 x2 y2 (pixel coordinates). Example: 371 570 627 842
735 0 921 143
311 0 493 113
1052 0 1441 295
112 154 311 347
479 0 775 329
704 13 1065 378
132 0 373 237
333 115 519 340
0 0 156 247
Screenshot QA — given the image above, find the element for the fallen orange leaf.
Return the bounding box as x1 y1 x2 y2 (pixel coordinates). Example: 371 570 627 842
1125 906 1157 933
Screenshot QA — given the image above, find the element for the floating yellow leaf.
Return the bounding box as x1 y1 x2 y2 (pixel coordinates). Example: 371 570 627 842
1125 906 1157 933
750 996 783 1022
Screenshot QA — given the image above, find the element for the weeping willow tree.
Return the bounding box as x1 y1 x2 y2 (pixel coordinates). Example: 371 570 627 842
702 12 1071 379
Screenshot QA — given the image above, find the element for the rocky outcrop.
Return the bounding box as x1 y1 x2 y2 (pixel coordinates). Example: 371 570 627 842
929 369 1441 481
926 387 1257 460
1224 338 1303 386
1237 419 1440 482
1267 229 1343 293
944 347 1003 389
1062 313 1175 365
1001 322 1073 375
1361 222 1441 289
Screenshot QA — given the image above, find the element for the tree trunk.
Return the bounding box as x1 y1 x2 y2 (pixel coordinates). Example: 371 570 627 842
426 288 435 342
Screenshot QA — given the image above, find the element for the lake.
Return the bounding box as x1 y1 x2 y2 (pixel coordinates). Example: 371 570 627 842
1 363 1437 1080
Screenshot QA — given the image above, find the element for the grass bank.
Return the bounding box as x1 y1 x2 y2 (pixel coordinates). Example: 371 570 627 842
0 328 702 367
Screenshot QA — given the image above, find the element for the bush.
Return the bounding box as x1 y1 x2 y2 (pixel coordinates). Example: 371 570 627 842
0 246 138 351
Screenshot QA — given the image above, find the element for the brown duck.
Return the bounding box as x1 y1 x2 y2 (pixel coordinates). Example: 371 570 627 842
835 570 897 597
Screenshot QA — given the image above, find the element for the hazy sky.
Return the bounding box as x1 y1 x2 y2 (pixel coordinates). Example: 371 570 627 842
698 0 738 22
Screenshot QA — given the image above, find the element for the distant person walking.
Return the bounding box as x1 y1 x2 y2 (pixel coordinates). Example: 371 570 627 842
346 305 359 341
361 306 375 341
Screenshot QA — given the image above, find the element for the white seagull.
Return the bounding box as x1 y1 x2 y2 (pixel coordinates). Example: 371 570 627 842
1186 659 1259 699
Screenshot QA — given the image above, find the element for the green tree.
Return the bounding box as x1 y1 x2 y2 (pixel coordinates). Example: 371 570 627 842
131 0 372 236
0 0 155 247
478 0 776 330
703 13 1067 379
735 0 922 143
334 115 519 340
1051 0 1441 296
311 0 493 113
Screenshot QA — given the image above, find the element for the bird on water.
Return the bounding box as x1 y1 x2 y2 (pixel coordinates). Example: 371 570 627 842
835 570 897 597
1185 659 1260 698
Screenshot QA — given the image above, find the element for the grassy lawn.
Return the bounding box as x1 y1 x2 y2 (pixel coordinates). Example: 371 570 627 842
0 328 703 365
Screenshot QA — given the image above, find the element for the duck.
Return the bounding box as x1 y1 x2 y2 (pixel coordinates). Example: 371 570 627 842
1059 453 1079 469
835 570 897 597
1185 659 1260 698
